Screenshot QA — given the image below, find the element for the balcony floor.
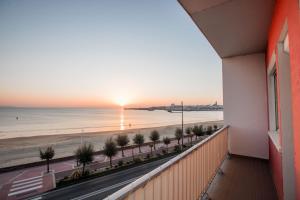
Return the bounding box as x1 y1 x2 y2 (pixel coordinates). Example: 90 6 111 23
207 155 278 200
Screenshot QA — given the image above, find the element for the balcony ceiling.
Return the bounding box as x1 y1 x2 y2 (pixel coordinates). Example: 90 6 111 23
178 0 275 58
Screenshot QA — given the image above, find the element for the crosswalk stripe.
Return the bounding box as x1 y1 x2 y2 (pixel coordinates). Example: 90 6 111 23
12 178 42 187
10 181 42 192
8 185 42 196
13 175 42 184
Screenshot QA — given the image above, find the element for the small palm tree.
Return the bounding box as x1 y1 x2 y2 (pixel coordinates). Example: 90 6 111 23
163 137 171 152
39 146 55 173
194 125 204 139
185 127 193 145
149 130 160 150
75 143 94 176
149 144 154 156
192 125 199 140
133 133 145 153
175 128 183 144
115 134 129 157
213 125 218 131
206 126 213 135
103 138 118 168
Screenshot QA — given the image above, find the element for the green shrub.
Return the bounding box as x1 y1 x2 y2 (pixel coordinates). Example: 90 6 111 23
83 169 90 176
174 145 181 153
118 160 124 167
162 149 167 155
133 157 142 163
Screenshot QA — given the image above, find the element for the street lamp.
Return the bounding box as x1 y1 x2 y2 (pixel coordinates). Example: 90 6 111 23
181 101 184 148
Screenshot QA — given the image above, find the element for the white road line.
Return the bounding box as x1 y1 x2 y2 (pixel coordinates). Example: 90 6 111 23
29 197 42 200
8 185 42 196
12 178 42 187
70 177 139 200
104 156 108 162
13 175 42 183
10 181 42 192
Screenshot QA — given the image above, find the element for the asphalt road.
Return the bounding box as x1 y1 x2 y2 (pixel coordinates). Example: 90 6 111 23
29 156 174 200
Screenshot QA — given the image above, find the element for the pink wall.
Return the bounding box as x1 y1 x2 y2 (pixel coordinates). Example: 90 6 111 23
267 0 300 199
269 138 284 200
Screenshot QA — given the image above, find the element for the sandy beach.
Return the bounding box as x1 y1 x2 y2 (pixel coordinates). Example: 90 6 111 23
0 120 223 168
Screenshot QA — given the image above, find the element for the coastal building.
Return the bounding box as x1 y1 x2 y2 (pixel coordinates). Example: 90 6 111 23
105 0 300 199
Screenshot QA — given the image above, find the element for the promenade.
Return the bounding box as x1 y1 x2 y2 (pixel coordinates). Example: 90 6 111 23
0 136 198 200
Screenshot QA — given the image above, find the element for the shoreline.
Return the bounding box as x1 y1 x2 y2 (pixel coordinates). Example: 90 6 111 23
0 120 223 168
0 120 223 141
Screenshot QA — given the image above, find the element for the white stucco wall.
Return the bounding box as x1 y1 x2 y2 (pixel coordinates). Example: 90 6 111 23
223 53 269 159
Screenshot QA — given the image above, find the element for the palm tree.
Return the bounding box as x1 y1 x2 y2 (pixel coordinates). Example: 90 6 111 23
175 128 183 145
133 133 145 153
192 125 199 140
39 146 55 173
206 126 213 135
194 125 204 139
115 134 129 157
185 127 193 145
149 144 154 156
103 138 118 168
149 130 160 150
75 143 94 176
213 125 218 131
163 137 171 152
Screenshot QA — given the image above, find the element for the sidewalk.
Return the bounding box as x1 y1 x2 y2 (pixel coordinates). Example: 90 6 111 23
0 136 201 200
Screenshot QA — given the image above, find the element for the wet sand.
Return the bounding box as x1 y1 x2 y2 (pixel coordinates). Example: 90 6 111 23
0 120 223 168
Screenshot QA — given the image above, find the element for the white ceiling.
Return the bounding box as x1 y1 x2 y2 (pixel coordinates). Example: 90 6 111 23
179 0 275 58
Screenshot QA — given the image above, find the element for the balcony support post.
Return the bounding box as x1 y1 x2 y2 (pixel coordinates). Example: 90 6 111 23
201 192 210 200
218 168 224 176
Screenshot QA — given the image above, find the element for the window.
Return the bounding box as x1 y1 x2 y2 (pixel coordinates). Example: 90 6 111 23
267 53 279 133
273 70 279 130
283 34 289 53
267 56 281 151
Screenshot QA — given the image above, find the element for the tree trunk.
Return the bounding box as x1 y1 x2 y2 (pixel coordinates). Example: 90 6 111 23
177 139 180 144
47 159 50 173
153 142 156 150
82 163 85 176
166 145 168 153
139 145 141 153
110 157 112 168
150 147 152 156
122 148 124 157
132 148 134 160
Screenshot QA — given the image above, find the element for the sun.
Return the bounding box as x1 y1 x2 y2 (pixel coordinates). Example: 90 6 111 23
115 97 128 107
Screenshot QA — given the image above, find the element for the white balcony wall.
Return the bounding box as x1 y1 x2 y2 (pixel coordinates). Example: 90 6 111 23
223 53 269 159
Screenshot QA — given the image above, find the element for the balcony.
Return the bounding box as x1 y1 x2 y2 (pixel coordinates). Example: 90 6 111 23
104 126 277 200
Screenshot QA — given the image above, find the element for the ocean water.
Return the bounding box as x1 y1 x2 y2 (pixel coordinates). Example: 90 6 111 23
0 108 223 139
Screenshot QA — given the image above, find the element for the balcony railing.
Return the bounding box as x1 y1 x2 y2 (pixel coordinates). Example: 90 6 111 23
104 125 229 200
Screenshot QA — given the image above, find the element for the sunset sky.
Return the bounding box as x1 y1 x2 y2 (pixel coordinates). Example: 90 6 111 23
0 0 222 108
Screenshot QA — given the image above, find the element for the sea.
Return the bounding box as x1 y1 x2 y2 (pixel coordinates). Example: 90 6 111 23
0 107 223 139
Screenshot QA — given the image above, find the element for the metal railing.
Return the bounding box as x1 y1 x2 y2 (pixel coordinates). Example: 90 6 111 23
104 125 229 200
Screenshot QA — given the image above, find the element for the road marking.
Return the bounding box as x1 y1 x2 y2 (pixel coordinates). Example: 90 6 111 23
10 181 42 192
29 197 42 200
13 175 42 183
7 175 43 197
70 177 139 200
12 178 42 187
8 185 42 196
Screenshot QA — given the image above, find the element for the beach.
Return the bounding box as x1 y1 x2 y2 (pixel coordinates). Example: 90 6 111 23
0 120 223 168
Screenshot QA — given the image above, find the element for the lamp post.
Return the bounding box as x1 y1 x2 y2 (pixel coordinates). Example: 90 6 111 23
181 101 184 149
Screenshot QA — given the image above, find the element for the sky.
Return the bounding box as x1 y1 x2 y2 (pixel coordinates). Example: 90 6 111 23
0 0 222 108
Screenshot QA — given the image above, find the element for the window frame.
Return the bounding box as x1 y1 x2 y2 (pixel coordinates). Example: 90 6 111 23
267 52 281 152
